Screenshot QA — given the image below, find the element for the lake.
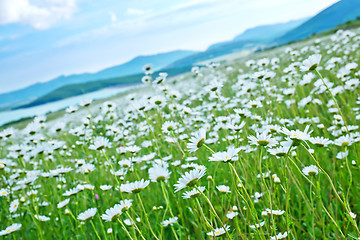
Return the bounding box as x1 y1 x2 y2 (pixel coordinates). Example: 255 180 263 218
0 85 137 126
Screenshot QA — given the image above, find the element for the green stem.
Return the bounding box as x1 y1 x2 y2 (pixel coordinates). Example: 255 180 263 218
90 220 102 240
195 185 232 239
118 218 135 240
136 194 160 240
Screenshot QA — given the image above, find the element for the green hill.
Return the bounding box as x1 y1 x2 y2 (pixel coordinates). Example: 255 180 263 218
16 66 191 109
0 50 197 110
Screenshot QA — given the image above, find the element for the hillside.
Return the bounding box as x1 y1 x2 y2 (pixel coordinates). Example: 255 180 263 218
0 50 196 110
168 19 307 68
277 0 360 44
17 65 192 109
208 18 307 50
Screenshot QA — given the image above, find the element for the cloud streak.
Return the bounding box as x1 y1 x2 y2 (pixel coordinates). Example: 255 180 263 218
55 0 225 47
0 0 78 29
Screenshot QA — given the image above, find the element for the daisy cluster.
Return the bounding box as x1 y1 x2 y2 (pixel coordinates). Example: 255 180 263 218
0 29 360 239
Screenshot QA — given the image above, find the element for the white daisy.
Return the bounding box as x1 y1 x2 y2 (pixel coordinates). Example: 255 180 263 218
182 186 206 199
249 221 265 229
300 54 322 71
120 179 150 193
187 128 207 152
148 165 171 182
270 232 288 240
209 145 239 162
206 225 230 237
226 211 238 219
101 205 123 222
161 217 178 227
77 208 97 221
174 168 206 193
0 223 22 236
57 199 70 209
302 165 319 176
89 136 110 150
0 188 9 197
216 185 231 193
100 185 113 191
35 215 51 221
9 199 19 213
248 131 278 147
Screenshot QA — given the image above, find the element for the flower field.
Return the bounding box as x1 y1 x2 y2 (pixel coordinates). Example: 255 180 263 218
1 29 360 239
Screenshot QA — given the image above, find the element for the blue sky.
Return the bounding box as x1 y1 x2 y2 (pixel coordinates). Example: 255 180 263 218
0 0 338 93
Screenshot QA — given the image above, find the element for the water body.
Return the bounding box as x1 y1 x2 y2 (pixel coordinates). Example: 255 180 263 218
0 85 136 126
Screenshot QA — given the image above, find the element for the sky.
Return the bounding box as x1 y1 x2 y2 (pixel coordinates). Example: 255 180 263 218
0 0 339 94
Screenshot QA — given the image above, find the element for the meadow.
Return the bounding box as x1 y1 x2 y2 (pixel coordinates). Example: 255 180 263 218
1 28 360 239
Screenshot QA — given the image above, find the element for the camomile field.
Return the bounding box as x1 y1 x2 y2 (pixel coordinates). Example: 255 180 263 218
1 29 360 240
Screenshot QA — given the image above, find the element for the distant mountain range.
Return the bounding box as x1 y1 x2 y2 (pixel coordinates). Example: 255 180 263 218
277 0 360 44
167 18 307 68
0 50 196 110
1 0 360 111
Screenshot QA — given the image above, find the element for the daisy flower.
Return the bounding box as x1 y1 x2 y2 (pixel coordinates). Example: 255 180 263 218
349 212 357 219
270 232 288 240
206 225 230 237
300 54 322 71
117 199 133 212
161 121 178 134
248 131 277 147
63 187 80 196
187 128 207 152
0 223 22 236
309 136 332 147
336 150 348 159
226 211 238 219
57 198 70 209
161 217 178 227
148 165 171 182
0 188 9 197
264 209 285 215
302 165 319 176
334 135 354 147
35 215 51 221
174 168 206 192
267 146 291 157
120 179 150 193
100 185 113 191
249 221 265 229
182 186 206 199
77 208 97 221
101 205 123 222
209 145 239 162
89 136 110 150
280 125 312 145
216 185 231 193
9 199 19 213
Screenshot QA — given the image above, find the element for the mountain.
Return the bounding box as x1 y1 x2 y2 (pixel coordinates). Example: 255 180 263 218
277 0 360 44
234 19 308 42
17 66 192 109
208 18 307 50
167 18 307 68
0 50 197 110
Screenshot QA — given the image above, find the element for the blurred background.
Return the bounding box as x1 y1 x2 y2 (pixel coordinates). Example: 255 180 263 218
1 0 359 125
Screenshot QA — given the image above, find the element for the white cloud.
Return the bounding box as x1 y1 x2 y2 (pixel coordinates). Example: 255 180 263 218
0 0 77 29
109 11 117 23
